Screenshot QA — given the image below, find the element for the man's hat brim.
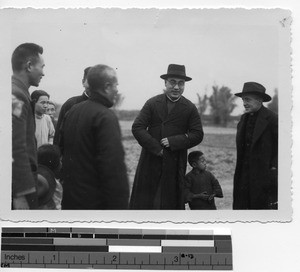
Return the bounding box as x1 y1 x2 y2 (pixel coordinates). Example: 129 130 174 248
160 74 192 81
235 91 272 102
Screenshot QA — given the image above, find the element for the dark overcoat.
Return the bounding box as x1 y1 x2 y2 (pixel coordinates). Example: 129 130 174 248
130 94 204 209
61 92 129 209
12 75 37 197
53 92 88 145
233 106 278 209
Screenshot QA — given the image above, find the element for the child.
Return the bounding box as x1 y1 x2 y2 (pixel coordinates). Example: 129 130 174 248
184 150 223 210
37 144 63 209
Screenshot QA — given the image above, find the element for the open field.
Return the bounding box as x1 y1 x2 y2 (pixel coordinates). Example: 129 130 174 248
120 120 237 210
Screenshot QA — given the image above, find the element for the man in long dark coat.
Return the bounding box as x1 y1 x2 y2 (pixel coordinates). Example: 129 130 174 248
130 64 204 210
233 82 278 209
61 65 129 209
53 66 91 146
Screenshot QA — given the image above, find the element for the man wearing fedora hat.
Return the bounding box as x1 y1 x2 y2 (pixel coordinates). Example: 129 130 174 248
233 82 278 209
130 64 204 209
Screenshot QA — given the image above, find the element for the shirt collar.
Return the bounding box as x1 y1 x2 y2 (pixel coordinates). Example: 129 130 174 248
89 91 114 108
192 168 205 175
83 90 90 98
35 114 44 119
166 94 181 103
12 74 30 91
248 106 262 117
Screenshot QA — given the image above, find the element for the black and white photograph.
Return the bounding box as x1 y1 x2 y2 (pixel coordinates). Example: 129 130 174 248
1 1 300 271
0 7 292 222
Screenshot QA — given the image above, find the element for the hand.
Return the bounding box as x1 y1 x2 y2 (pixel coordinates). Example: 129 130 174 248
157 149 164 157
194 192 209 200
13 196 30 210
208 194 216 203
268 201 278 210
160 138 170 148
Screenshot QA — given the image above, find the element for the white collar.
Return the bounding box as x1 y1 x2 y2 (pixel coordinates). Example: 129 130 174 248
35 114 44 119
166 95 181 103
84 90 90 98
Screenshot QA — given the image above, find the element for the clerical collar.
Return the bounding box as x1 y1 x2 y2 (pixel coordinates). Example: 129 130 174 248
192 168 205 175
166 94 181 103
83 90 90 98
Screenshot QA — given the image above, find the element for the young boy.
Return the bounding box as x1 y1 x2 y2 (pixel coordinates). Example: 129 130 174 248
184 151 223 210
37 144 63 209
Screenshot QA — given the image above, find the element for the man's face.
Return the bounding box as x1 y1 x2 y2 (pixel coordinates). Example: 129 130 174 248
46 104 55 118
82 77 89 90
164 77 185 101
28 53 45 87
106 72 119 104
242 95 262 113
35 95 49 115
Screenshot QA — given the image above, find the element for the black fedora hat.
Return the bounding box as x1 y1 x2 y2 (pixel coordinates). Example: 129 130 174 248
235 82 272 102
160 64 192 81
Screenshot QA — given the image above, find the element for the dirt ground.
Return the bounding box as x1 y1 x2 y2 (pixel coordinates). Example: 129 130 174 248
120 121 236 210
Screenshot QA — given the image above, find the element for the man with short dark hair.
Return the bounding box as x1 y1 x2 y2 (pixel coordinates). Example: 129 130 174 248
130 64 204 209
53 66 91 146
11 43 45 209
61 64 129 209
233 82 278 209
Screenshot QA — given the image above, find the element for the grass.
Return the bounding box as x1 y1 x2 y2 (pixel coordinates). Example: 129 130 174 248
120 121 236 210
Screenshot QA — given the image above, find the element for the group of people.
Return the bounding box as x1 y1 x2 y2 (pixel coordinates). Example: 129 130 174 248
11 42 278 211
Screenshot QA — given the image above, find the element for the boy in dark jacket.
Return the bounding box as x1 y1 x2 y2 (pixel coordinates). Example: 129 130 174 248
184 151 223 210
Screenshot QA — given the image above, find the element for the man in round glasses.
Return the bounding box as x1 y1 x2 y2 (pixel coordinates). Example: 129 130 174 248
130 64 204 210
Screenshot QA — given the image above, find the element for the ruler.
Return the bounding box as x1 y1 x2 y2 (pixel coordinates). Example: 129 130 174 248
1 227 232 270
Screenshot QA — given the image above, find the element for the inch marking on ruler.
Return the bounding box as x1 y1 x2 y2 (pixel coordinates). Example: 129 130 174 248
1 227 233 270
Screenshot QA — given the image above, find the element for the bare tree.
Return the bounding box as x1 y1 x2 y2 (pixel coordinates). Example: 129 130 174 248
209 85 237 127
196 93 208 115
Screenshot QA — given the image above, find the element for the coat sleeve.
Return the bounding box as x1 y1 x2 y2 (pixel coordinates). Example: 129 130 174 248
94 111 130 209
53 103 66 146
270 114 278 169
210 172 223 198
12 98 36 197
53 100 71 146
168 104 204 151
132 99 163 156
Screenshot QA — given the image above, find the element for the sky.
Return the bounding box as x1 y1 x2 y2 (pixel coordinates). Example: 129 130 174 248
1 8 291 115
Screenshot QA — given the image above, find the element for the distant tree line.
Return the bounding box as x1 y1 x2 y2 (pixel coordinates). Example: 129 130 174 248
195 85 238 127
53 86 278 126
